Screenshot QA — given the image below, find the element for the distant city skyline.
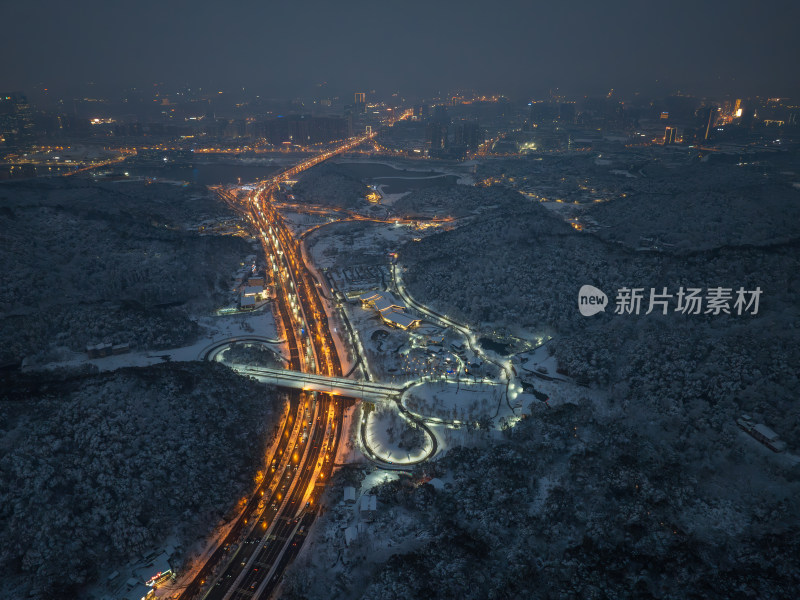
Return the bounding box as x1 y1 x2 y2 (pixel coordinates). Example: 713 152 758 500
2 0 799 101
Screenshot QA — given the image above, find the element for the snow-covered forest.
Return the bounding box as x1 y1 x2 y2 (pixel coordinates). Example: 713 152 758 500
219 341 283 368
587 162 800 251
0 178 252 363
0 176 284 599
276 154 800 600
285 397 799 599
390 184 517 218
292 163 369 208
400 190 800 448
0 361 282 599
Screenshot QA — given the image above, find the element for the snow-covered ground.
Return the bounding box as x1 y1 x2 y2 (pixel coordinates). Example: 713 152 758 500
31 307 282 373
334 158 475 186
280 210 330 235
374 185 410 206
513 344 566 381
305 220 426 272
334 403 365 466
278 467 426 600
402 379 513 424
363 403 433 465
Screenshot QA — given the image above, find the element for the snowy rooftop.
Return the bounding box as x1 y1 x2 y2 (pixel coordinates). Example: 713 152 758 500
382 310 420 329
358 291 418 328
360 290 405 311
243 285 265 296
753 423 780 441
359 291 383 303
135 552 171 583
344 525 359 546
121 583 151 600
428 478 445 490
360 494 377 512
374 295 403 313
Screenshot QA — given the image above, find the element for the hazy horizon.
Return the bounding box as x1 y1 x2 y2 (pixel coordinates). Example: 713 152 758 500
2 0 799 101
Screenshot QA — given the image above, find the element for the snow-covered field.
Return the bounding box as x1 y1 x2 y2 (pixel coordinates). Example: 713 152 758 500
362 403 433 465
31 308 282 373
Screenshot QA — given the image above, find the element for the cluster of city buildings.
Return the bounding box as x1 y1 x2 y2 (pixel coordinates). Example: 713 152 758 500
422 104 484 158
3 86 800 180
0 88 396 171
395 91 799 159
523 94 800 152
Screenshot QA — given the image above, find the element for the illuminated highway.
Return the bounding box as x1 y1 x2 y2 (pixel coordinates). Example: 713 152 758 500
178 123 413 600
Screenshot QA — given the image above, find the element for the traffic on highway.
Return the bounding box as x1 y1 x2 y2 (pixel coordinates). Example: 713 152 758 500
179 128 383 600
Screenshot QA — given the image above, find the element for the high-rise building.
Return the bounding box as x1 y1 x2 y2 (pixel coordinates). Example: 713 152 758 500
453 121 482 152
432 104 449 124
413 104 429 119
739 104 756 129
558 103 576 124
664 126 677 145
354 92 366 114
0 92 35 147
529 101 558 124
426 122 448 155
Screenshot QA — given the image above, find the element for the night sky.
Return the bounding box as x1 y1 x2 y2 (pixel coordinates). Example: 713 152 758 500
2 0 798 99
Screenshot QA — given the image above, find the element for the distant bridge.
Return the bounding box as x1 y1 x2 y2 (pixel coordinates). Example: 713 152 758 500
230 365 403 401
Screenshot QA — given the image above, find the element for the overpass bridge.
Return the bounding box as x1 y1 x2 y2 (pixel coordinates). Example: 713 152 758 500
230 364 403 401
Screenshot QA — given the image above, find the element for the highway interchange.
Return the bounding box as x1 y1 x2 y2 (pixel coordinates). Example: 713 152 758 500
179 127 385 600
179 111 522 600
